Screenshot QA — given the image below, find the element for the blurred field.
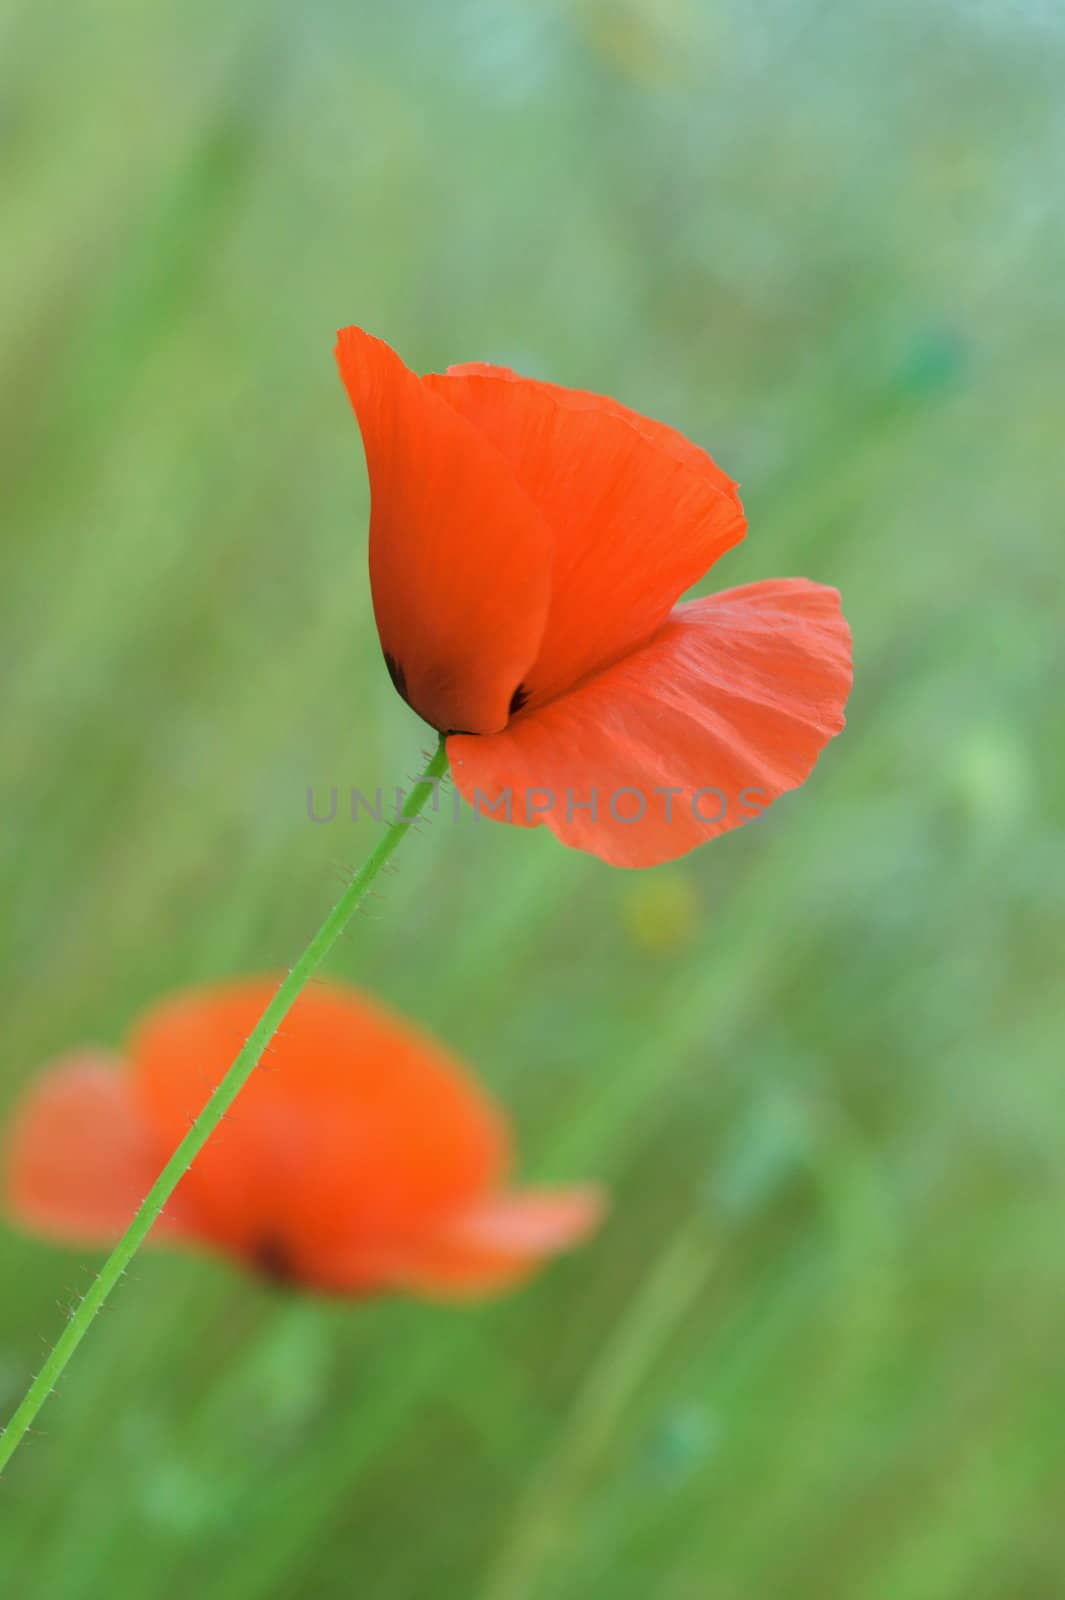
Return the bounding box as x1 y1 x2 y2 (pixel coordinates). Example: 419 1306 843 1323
2 0 1064 1594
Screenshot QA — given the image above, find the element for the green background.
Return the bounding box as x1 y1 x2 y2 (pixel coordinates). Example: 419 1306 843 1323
2 1 1063 1595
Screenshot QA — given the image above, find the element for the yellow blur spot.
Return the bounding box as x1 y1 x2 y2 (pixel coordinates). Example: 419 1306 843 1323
572 0 709 89
621 872 701 953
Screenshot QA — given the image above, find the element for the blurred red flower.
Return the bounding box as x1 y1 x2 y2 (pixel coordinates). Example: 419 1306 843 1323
336 328 853 867
4 980 603 1298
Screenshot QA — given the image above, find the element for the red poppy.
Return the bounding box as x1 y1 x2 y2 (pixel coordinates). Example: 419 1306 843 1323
336 328 853 868
3 980 603 1298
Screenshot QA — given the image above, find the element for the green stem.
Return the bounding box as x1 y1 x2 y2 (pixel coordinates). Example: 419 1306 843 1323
0 736 449 1475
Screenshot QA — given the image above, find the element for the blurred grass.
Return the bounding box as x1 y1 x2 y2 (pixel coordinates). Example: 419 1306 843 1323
2 0 1064 1595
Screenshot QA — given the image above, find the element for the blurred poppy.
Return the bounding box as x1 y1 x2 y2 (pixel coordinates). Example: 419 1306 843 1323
3 980 603 1298
336 328 852 867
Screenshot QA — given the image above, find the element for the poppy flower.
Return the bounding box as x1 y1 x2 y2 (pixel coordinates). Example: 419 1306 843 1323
336 328 853 868
3 980 603 1298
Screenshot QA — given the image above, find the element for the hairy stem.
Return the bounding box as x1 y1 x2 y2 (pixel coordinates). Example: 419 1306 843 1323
0 737 449 1474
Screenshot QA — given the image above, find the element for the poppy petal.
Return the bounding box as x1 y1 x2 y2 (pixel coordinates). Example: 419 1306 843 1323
361 1185 607 1298
427 364 745 707
447 579 852 867
3 1053 190 1246
444 361 723 474
130 980 511 1272
336 329 554 734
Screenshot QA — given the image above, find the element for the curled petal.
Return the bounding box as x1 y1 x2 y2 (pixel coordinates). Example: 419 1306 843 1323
448 579 853 867
428 363 745 706
336 329 553 733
